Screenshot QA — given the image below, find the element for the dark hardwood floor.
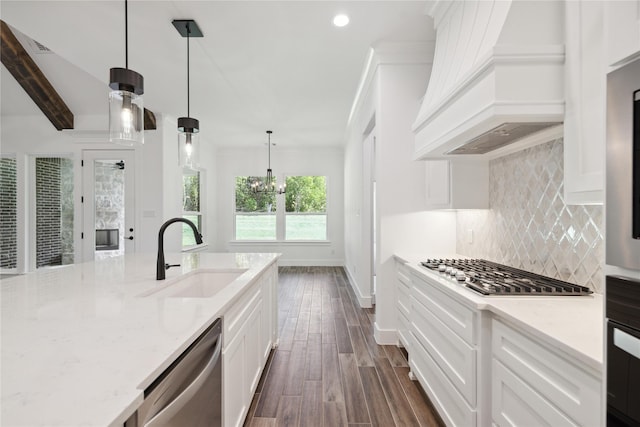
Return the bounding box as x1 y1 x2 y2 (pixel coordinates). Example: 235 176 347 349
243 266 444 427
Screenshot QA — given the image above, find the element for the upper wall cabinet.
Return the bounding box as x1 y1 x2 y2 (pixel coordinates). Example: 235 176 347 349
563 0 606 205
425 160 489 210
604 0 640 68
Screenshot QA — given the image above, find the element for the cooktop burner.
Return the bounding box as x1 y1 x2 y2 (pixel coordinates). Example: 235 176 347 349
420 259 593 296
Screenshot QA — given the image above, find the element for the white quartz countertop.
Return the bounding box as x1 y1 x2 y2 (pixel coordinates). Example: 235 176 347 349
1 252 280 427
395 254 604 373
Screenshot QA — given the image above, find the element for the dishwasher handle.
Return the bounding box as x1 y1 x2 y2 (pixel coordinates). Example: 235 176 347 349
144 334 222 427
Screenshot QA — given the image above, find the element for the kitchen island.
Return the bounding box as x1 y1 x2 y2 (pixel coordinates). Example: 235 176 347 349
1 252 280 427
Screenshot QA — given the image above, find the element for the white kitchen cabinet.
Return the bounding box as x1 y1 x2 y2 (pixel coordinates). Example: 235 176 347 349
424 160 489 210
223 266 278 427
604 1 640 68
408 271 482 426
563 0 606 205
491 319 602 427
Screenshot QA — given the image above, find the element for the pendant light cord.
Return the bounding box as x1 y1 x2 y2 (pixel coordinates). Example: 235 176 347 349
124 0 128 69
187 23 191 117
268 132 271 168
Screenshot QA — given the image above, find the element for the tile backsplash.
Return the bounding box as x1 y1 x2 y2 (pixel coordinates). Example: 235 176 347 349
456 139 604 293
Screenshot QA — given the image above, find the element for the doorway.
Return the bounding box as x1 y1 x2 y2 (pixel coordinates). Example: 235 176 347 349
82 150 135 262
363 130 377 301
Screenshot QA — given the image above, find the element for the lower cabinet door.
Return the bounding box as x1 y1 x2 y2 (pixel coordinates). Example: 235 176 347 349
410 338 477 427
223 329 247 427
492 359 580 427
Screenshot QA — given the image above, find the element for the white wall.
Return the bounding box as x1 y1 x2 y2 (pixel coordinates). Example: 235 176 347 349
214 146 344 265
344 44 457 344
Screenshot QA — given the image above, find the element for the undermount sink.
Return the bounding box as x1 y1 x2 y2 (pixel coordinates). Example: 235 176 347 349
139 268 248 298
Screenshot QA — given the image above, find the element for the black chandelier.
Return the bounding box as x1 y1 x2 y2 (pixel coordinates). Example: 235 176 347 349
252 130 285 194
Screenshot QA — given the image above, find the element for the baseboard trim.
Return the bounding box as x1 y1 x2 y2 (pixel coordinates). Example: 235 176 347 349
344 266 373 309
373 322 398 345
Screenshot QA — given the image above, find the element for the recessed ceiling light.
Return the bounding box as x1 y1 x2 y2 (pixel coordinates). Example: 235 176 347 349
333 14 349 27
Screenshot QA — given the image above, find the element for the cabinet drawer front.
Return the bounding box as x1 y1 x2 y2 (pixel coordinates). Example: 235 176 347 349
397 282 411 319
411 295 477 406
492 360 579 427
224 280 261 343
411 338 477 427
398 310 412 349
412 274 477 344
397 264 412 287
492 320 601 426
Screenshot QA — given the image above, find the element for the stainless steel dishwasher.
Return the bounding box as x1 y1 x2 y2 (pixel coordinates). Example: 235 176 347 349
127 318 222 427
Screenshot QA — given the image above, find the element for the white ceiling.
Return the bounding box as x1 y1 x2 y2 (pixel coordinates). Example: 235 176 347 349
1 1 434 148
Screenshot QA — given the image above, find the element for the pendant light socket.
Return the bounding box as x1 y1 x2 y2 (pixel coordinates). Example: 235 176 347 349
178 117 200 134
109 67 144 94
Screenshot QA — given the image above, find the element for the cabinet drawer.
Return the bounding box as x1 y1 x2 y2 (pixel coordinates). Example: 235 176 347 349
492 320 601 426
411 338 477 427
224 279 262 344
412 295 477 406
412 274 477 344
398 310 411 349
397 264 412 287
397 281 411 319
493 359 579 427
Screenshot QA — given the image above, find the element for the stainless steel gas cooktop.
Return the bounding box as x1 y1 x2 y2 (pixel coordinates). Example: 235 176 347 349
420 259 593 296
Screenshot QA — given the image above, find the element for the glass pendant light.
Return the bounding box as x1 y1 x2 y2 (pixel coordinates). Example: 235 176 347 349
109 0 144 145
173 20 203 168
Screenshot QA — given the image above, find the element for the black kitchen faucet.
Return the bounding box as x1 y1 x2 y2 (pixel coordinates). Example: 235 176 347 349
156 217 203 280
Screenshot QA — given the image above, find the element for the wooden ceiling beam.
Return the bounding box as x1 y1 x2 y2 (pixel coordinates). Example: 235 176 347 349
143 108 156 130
1 20 74 130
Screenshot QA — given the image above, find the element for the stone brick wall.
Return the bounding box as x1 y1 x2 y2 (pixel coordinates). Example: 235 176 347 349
36 158 63 267
0 158 17 269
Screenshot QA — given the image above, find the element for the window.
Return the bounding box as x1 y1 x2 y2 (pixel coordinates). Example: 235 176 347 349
182 168 202 247
285 176 326 240
35 157 74 267
235 176 277 240
234 175 327 241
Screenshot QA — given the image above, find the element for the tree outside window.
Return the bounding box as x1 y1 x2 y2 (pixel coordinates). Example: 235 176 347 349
285 176 326 240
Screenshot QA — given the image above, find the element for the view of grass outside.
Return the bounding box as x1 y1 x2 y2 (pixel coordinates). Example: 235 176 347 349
235 215 276 240
182 214 201 246
285 214 327 240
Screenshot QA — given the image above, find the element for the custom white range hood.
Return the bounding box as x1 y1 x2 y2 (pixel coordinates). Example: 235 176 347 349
413 0 565 160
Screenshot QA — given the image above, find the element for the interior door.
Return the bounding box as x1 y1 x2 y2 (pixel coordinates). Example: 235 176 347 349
82 150 135 262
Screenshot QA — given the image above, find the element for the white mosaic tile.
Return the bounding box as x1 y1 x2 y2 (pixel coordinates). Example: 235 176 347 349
456 139 604 293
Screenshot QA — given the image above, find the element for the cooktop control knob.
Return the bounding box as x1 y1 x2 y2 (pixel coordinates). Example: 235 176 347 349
438 264 446 272
455 271 467 281
445 266 453 274
450 268 458 276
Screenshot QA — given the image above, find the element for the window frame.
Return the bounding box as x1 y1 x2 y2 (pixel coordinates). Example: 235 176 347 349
233 174 328 243
182 166 205 249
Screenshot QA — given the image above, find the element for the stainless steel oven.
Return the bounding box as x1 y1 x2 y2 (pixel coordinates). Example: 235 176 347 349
126 319 222 427
606 57 640 270
607 276 640 427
